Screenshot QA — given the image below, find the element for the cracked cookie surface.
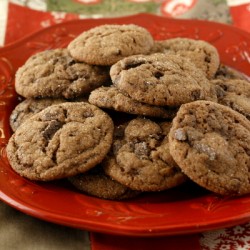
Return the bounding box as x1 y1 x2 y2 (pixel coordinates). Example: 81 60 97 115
152 38 220 79
67 24 154 66
111 53 217 107
6 102 114 181
169 100 250 196
15 48 110 99
103 118 187 192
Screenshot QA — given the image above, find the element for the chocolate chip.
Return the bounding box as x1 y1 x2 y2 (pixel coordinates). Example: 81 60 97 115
154 71 164 79
42 120 64 140
124 61 145 70
191 89 201 100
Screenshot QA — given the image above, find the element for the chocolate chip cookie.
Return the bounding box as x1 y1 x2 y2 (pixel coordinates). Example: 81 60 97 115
6 102 114 181
214 64 249 80
211 79 250 120
153 38 220 79
67 24 154 66
10 98 67 132
111 53 217 107
89 86 176 119
69 165 140 200
15 49 110 99
103 118 187 192
169 100 250 196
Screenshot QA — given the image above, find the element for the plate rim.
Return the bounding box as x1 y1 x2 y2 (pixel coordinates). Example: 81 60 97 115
2 13 250 50
1 13 250 237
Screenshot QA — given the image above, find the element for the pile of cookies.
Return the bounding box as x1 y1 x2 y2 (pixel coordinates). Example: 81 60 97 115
6 24 250 200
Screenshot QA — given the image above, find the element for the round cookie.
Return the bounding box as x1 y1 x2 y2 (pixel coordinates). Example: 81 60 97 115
169 100 250 196
10 98 67 132
67 24 154 66
111 53 217 107
15 48 110 99
152 38 220 79
89 86 177 119
6 102 114 181
103 118 187 192
214 64 249 80
211 79 250 120
68 165 140 200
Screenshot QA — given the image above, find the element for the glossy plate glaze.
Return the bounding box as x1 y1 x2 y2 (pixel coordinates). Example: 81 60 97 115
0 13 250 237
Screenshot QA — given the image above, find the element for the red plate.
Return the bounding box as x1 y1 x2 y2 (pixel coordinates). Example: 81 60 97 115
0 13 250 237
